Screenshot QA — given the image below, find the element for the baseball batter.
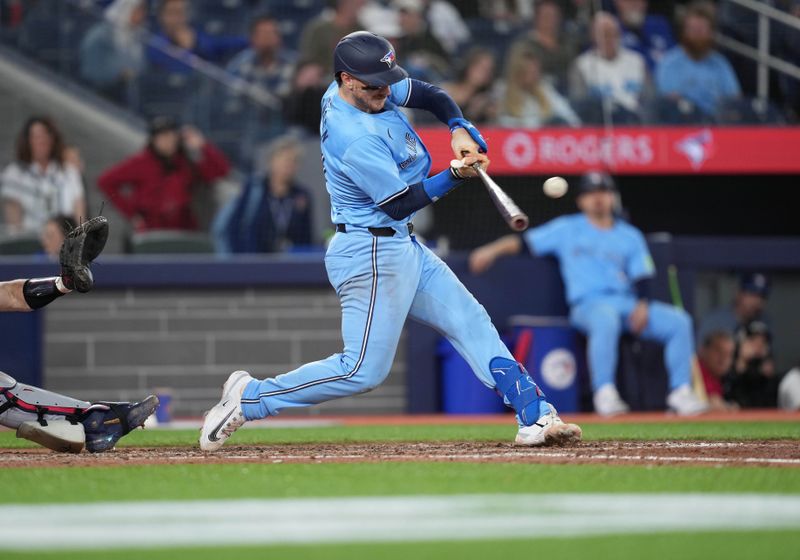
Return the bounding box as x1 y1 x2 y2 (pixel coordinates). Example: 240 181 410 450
200 31 581 450
0 217 158 452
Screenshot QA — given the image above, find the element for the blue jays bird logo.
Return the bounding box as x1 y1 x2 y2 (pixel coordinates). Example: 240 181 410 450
380 50 395 67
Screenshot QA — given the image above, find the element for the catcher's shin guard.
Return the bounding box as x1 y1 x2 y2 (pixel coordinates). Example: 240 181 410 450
490 357 550 427
1 371 90 452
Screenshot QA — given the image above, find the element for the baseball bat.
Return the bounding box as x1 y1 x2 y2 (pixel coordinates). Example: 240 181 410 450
668 264 708 402
471 163 529 232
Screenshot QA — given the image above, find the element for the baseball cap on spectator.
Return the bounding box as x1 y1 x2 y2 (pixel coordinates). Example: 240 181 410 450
148 115 180 137
740 320 771 340
739 272 770 298
576 171 617 195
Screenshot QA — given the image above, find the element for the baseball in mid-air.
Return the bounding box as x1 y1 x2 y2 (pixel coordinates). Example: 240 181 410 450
543 176 569 198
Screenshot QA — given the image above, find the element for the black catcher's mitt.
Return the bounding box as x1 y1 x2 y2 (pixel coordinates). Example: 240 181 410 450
60 215 109 293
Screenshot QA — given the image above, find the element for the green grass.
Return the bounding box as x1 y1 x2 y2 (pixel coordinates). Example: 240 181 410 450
4 462 800 504
4 531 800 560
2 420 798 558
2 420 799 449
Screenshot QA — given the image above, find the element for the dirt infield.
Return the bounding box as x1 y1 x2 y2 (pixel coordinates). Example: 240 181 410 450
2 440 799 469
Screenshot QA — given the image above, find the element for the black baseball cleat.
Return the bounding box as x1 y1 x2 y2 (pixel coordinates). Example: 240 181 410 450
82 395 159 453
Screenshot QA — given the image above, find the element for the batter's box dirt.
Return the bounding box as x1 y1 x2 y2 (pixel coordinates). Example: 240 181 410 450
1 440 799 468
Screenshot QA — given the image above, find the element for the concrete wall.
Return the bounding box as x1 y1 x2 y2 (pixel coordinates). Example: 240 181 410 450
43 288 406 417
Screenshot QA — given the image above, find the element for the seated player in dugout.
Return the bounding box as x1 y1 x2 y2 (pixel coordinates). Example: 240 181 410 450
469 171 709 416
0 217 158 453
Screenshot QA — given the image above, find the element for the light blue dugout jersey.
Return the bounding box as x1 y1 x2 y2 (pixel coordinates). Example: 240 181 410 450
523 214 656 306
319 78 432 228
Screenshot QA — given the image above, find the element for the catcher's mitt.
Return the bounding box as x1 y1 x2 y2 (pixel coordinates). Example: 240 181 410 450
60 215 109 293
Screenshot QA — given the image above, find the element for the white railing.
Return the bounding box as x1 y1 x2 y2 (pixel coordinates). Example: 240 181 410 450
717 0 800 101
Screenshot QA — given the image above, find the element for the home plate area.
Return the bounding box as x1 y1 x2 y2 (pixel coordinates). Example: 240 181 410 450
1 440 798 468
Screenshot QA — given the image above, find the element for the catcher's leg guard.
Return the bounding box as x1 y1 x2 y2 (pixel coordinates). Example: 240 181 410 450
0 371 90 428
17 420 85 453
490 357 550 427
1 371 90 452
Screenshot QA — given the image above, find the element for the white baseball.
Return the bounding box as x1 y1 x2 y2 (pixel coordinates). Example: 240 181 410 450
543 176 568 198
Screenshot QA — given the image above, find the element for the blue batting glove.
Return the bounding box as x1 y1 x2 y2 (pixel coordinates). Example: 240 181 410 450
448 117 488 153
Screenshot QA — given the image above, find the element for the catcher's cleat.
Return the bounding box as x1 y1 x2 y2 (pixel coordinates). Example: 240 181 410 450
83 395 159 453
60 215 109 293
199 370 253 452
515 403 582 447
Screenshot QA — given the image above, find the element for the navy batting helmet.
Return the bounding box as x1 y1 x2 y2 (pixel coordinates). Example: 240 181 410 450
333 31 408 87
576 171 617 195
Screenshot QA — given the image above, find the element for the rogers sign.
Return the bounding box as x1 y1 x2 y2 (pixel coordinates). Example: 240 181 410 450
502 131 655 169
418 126 800 175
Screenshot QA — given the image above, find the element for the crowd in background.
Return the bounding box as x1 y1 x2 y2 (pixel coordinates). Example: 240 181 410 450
0 0 798 249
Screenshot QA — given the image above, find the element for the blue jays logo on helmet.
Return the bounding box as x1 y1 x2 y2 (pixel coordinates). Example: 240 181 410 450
380 50 396 67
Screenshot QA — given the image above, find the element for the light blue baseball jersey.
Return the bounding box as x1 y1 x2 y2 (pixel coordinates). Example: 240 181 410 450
524 214 655 305
319 78 432 228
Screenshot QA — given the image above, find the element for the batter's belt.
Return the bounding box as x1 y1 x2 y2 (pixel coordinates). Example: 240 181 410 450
336 223 414 237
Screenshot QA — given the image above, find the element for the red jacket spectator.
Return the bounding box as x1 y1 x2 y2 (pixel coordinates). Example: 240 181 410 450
98 120 229 231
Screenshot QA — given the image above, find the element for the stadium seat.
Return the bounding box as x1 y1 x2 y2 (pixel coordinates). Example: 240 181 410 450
194 0 250 36
717 97 785 126
571 98 643 126
650 96 713 125
136 71 197 121
129 230 214 254
0 234 43 255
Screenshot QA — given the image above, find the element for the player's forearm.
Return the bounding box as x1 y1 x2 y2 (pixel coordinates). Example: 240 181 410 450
378 168 464 220
18 278 71 311
490 235 524 258
0 279 68 312
0 280 30 311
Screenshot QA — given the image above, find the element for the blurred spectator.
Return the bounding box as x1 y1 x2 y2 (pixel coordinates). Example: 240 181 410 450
419 0 471 55
698 273 778 409
283 61 328 136
391 0 451 81
697 330 737 411
441 47 497 124
729 320 778 408
40 214 77 259
226 13 295 98
508 0 578 91
97 117 230 232
1 117 86 234
656 2 741 118
697 272 771 345
214 137 312 253
496 47 580 128
79 0 147 99
570 11 649 116
147 0 248 74
299 0 366 78
613 0 675 71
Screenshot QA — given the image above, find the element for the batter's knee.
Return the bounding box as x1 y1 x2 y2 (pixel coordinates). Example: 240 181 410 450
339 354 392 394
346 369 389 394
